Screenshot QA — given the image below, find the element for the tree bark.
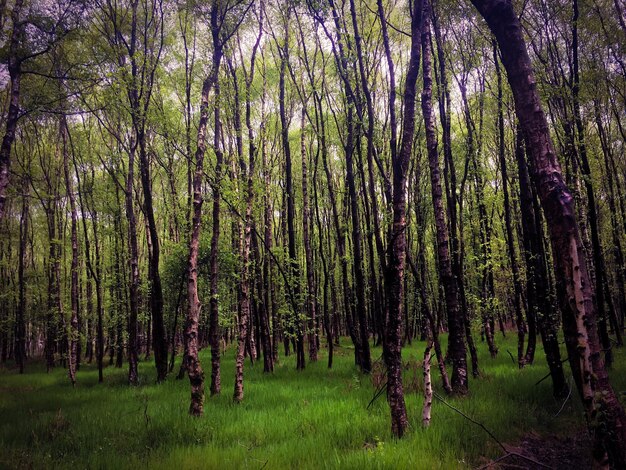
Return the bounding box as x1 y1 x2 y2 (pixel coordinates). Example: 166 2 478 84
421 2 468 394
0 0 24 222
515 127 567 397
61 113 79 386
279 11 305 370
15 176 28 374
384 0 424 438
471 0 626 465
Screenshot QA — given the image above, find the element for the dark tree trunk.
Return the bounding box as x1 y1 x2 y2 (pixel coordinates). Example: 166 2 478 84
44 203 60 372
61 113 79 386
353 0 386 345
16 177 28 374
515 128 567 397
260 58 275 372
570 0 622 354
344 104 371 373
471 0 626 465
126 145 140 384
494 41 525 366
300 107 318 363
279 13 305 371
384 0 424 438
421 2 468 394
0 0 24 222
593 100 626 329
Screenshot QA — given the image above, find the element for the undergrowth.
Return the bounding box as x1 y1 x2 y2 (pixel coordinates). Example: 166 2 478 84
1 334 624 469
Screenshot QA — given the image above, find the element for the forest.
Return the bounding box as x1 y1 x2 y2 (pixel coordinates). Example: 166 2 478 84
0 0 625 467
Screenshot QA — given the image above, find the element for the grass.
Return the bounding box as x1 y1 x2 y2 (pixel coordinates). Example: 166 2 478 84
1 333 625 469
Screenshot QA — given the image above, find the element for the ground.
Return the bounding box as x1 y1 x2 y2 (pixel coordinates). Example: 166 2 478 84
1 334 624 469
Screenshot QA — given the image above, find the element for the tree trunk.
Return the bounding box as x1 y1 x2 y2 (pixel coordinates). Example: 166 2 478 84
0 0 24 222
384 0 424 438
183 28 219 411
515 127 567 397
300 107 318 362
494 41 525 366
279 14 305 371
421 2 468 394
208 12 224 396
61 113 79 386
15 177 28 374
471 0 626 465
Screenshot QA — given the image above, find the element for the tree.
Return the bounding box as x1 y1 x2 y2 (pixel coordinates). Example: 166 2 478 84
471 0 626 465
384 0 424 438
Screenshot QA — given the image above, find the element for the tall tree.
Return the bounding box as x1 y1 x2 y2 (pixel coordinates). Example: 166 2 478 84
421 0 468 394
384 0 424 437
471 0 626 465
0 0 24 222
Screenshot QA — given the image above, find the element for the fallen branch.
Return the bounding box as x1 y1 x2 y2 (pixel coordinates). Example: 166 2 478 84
553 377 573 418
477 451 552 470
433 392 552 469
506 349 516 365
433 391 506 453
367 380 388 410
534 357 570 386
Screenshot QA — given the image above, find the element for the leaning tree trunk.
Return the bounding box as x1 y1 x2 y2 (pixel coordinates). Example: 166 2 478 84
471 0 626 466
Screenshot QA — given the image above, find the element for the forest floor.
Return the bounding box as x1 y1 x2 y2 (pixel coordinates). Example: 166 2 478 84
1 333 624 469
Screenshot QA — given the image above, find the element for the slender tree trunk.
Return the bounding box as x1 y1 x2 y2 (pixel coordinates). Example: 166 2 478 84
61 113 79 386
352 0 386 344
0 0 24 222
234 12 262 400
313 143 333 369
279 14 305 370
422 340 433 427
126 138 140 384
571 0 621 354
494 42 525 366
261 58 275 371
16 177 27 374
344 103 371 373
300 107 318 362
421 3 468 394
45 205 59 372
593 100 626 328
183 16 221 409
384 0 424 438
208 8 225 395
516 128 567 397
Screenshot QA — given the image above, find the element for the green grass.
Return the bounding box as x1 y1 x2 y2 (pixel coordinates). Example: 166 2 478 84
1 334 625 469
